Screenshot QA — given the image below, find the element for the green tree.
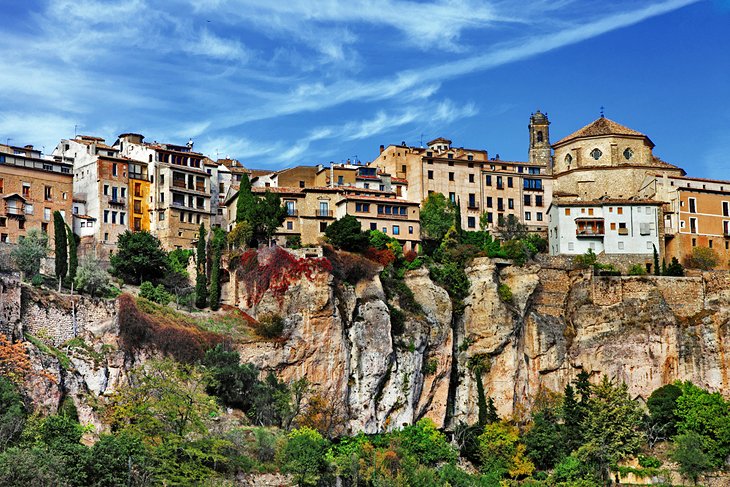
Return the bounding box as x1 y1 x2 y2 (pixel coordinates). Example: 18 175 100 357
11 229 48 280
87 432 149 487
75 257 113 298
524 407 565 470
420 193 456 242
66 224 78 285
208 228 225 310
228 221 253 249
53 211 67 287
666 256 685 276
325 214 369 252
686 246 719 270
195 224 208 309
674 381 730 467
236 172 255 224
672 431 713 485
653 244 661 275
0 377 26 452
477 421 534 479
562 383 583 453
110 230 168 284
647 383 682 439
203 345 260 411
497 213 528 241
581 375 645 482
251 191 287 245
279 427 329 487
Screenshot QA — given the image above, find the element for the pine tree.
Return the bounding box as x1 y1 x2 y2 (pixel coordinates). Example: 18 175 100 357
208 229 225 311
236 173 255 224
195 224 208 308
454 197 463 235
562 383 583 453
662 258 667 275
53 211 67 287
486 397 499 423
66 224 78 285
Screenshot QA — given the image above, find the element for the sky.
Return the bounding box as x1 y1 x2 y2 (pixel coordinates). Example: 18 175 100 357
0 0 728 179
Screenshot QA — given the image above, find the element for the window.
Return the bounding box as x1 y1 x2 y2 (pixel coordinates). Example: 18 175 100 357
535 195 543 207
18 220 24 230
447 153 453 160
120 213 126 225
319 201 329 216
564 154 572 165
44 186 52 201
618 242 625 250
159 212 165 221
692 238 696 247
103 184 109 196
337 175 344 185
486 197 493 208
355 203 370 213
468 194 476 208
568 242 574 251
467 217 475 228
723 201 729 217
486 212 493 223
536 212 543 221
618 222 628 235
180 211 185 222
610 222 616 230
496 176 503 189
525 212 531 221
617 207 623 215
112 163 118 176
428 170 434 180
497 198 504 211
104 210 109 223
565 208 571 215
507 177 513 188
286 221 293 230
709 240 713 249
588 208 594 216
393 225 400 235
524 195 531 206
448 172 454 181
370 223 377 230
537 131 543 142
590 148 602 160
382 227 387 234
449 192 456 203
111 211 117 224
0 178 3 193
724 221 730 235
486 175 492 186
640 223 651 235
25 204 33 215
469 174 475 183
22 183 30 198
43 208 51 221
121 187 126 198
688 197 696 213
0 217 5 227
409 226 413 234
524 178 542 190
690 217 697 234
508 198 514 210
286 200 296 215
623 148 633 160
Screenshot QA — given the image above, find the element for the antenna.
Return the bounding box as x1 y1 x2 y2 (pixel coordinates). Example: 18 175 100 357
420 133 424 148
600 106 605 118
74 125 78 137
5 138 12 147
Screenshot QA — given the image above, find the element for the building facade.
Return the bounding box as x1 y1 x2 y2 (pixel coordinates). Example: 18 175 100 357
0 144 73 248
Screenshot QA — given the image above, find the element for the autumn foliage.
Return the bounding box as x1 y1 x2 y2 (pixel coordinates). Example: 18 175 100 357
236 247 332 306
117 293 224 363
0 335 32 385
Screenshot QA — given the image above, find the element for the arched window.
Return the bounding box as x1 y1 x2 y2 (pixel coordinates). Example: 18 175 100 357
590 148 603 160
623 148 633 160
564 154 572 165
537 131 543 142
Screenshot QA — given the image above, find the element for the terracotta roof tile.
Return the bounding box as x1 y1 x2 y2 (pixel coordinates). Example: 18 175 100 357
554 117 651 147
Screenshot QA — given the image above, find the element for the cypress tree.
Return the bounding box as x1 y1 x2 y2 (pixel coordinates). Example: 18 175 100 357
53 211 67 286
236 173 255 224
66 224 77 284
653 244 661 275
662 258 667 275
209 244 221 311
195 224 208 308
454 197 463 235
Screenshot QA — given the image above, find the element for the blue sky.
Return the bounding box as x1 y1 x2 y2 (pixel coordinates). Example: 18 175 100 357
1 0 728 179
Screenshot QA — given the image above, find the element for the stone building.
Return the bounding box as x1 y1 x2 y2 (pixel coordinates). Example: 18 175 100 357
548 199 663 270
368 113 553 235
640 173 730 269
115 133 212 249
0 143 73 248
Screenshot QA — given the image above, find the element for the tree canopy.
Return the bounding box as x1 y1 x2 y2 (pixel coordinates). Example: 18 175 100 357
325 214 369 252
420 193 456 241
110 231 168 284
11 229 48 279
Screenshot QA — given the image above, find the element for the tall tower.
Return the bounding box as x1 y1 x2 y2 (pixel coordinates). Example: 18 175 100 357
528 110 552 171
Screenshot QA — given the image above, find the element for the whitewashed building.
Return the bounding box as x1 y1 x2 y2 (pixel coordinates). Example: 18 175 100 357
548 199 662 257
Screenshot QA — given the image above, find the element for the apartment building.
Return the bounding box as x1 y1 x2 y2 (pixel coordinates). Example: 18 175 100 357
369 117 553 235
116 133 212 249
640 173 730 269
0 144 73 248
53 136 129 259
548 199 662 267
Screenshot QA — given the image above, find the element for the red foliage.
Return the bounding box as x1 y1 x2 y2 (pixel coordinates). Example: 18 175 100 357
236 247 332 306
403 250 418 263
364 247 396 267
117 294 224 363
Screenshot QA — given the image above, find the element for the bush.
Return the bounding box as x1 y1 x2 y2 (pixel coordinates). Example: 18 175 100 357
665 257 684 276
323 246 379 285
279 427 329 487
286 235 302 249
498 283 513 303
31 274 44 287
574 249 597 269
325 215 369 252
255 314 285 339
686 246 719 270
139 281 171 305
75 257 113 298
390 306 406 335
628 264 647 276
11 229 48 279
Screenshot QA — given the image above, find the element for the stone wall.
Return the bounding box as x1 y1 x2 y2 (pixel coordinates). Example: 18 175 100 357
0 275 22 339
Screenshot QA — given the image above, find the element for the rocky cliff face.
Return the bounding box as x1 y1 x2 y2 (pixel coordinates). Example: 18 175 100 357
4 252 729 434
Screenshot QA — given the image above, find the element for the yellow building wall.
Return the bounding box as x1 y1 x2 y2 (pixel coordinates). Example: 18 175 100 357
130 178 150 232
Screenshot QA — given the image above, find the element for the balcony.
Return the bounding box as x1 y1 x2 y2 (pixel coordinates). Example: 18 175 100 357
664 227 676 238
172 179 187 189
467 203 480 210
576 229 605 237
108 196 126 206
5 206 25 218
618 228 629 236
575 218 604 238
316 209 333 218
286 209 299 217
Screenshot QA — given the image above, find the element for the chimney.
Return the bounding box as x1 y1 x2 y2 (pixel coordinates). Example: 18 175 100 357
379 144 385 154
24 145 33 150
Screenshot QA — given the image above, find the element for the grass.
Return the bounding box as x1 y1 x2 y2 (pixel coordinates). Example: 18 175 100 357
25 334 73 370
195 308 255 341
62 337 105 366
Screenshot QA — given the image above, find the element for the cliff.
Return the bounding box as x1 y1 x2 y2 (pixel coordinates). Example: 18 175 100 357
3 251 729 434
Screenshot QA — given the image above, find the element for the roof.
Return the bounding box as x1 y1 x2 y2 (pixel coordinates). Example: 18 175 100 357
2 193 25 201
338 194 419 205
72 214 96 220
427 137 452 146
553 117 653 147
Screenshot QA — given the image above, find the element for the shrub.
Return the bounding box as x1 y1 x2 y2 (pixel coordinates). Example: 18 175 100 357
323 246 379 285
75 257 113 298
389 306 406 335
286 235 302 249
255 314 285 339
628 264 647 276
574 249 598 269
110 230 168 284
11 229 48 279
139 281 171 305
363 247 396 267
665 257 684 276
498 283 513 303
279 427 329 487
686 246 719 270
31 274 44 287
325 215 369 252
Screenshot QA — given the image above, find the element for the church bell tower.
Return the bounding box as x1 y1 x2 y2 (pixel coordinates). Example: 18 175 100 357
528 110 552 172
